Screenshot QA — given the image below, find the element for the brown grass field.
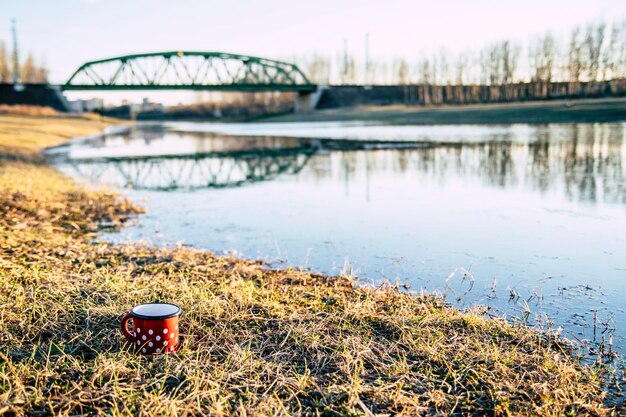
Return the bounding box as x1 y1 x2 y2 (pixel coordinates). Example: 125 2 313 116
0 109 617 416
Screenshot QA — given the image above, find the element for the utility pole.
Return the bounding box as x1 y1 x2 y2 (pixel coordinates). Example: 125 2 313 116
365 32 369 84
11 18 20 84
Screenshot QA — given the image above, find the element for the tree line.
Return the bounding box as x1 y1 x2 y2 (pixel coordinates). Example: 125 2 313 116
170 91 295 119
293 19 626 104
0 40 48 84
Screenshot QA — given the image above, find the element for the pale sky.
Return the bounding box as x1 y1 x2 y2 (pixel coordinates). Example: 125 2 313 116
1 0 624 105
1 0 625 82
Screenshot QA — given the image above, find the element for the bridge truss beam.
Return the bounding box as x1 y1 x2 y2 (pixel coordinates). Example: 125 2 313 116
63 51 316 92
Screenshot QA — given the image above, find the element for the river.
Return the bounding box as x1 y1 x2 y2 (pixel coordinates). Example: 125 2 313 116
48 121 626 356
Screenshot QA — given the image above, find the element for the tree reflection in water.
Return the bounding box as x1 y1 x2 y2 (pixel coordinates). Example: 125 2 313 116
51 123 624 205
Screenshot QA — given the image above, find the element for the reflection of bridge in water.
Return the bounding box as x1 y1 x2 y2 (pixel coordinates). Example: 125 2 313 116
50 126 438 191
51 123 626 202
63 147 317 190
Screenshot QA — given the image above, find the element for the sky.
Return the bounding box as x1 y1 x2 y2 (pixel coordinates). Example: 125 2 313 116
1 0 624 103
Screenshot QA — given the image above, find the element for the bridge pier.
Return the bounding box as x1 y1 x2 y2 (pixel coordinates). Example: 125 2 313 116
294 86 324 113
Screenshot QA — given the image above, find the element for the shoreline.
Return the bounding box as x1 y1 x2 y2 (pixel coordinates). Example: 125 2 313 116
0 112 617 415
75 97 626 125
262 97 626 125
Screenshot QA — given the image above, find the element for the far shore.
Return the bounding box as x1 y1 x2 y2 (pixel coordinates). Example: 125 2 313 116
262 97 626 125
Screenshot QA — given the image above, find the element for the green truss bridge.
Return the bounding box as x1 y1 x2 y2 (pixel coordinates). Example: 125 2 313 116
62 51 317 92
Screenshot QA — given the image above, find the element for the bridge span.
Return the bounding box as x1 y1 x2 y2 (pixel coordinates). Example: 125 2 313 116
60 51 321 111
62 51 317 93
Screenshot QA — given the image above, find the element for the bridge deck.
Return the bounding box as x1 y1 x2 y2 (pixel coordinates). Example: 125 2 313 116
61 84 317 92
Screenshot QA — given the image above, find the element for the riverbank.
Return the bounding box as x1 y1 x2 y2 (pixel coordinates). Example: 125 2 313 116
264 97 626 125
0 113 614 415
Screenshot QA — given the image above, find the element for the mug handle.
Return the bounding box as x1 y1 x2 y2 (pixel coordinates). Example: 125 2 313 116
120 313 134 342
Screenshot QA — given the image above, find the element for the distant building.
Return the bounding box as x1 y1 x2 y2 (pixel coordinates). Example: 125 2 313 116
130 97 165 114
130 98 165 119
67 98 104 112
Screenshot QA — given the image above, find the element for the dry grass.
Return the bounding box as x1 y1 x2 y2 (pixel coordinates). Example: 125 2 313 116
0 113 124 162
0 105 59 117
0 114 614 416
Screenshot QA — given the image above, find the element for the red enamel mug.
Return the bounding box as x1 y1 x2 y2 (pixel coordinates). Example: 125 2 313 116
121 303 181 354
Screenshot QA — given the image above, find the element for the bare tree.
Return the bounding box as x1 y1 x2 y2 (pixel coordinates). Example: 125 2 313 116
303 54 331 84
488 44 502 85
479 49 491 85
501 41 520 84
436 49 450 85
530 33 556 82
465 50 482 85
338 51 357 84
584 21 606 81
417 57 432 85
417 57 433 104
600 21 626 80
34 58 48 83
393 58 410 84
367 60 380 84
542 34 556 83
21 53 35 83
0 41 10 83
618 20 626 78
567 27 583 82
454 53 468 85
602 24 615 80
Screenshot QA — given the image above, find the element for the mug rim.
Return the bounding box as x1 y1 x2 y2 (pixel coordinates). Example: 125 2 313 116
130 302 181 320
